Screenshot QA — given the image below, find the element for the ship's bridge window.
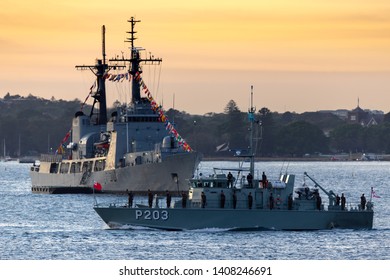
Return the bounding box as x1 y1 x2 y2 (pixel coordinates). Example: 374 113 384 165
60 163 70 174
194 181 215 188
49 163 59 174
94 160 106 171
70 162 82 173
82 161 93 173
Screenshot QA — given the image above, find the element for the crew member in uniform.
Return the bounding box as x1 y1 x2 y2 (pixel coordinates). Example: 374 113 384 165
360 193 366 210
335 194 340 206
261 172 267 188
232 190 237 209
201 191 206 208
341 193 346 210
181 191 187 208
127 189 134 208
220 190 226 208
148 189 153 208
248 192 253 209
269 193 274 210
316 193 322 210
247 173 253 187
227 172 233 187
166 190 172 208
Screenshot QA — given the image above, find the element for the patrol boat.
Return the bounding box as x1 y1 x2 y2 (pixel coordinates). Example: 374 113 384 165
93 88 374 230
30 18 199 194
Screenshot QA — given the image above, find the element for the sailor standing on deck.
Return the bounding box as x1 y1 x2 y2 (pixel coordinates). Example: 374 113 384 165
316 193 322 210
261 172 267 188
247 173 253 187
360 194 366 210
148 189 153 208
127 189 133 208
220 190 226 208
269 193 274 210
181 191 187 208
227 172 233 187
201 191 206 208
341 193 346 210
232 190 237 209
166 190 172 208
248 192 253 209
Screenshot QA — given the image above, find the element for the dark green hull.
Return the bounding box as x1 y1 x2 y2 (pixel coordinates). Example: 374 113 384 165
94 206 374 231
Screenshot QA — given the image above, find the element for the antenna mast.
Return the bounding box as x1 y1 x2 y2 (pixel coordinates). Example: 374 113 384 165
249 85 256 175
102 25 106 65
110 17 162 103
75 25 123 125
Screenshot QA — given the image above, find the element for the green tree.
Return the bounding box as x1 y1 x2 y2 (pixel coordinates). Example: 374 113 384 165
275 121 328 156
330 124 364 153
218 100 246 150
257 107 276 156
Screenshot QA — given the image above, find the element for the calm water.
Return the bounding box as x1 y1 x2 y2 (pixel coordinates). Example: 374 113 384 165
0 160 389 260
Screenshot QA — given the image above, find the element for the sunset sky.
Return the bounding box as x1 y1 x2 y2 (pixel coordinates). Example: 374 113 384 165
1 0 390 114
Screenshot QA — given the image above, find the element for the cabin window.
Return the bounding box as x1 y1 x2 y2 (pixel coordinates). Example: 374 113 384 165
82 161 93 173
70 162 82 173
60 163 70 174
49 163 59 174
94 160 106 171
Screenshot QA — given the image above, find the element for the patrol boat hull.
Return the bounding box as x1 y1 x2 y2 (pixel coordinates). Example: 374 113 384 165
94 171 374 231
94 207 374 231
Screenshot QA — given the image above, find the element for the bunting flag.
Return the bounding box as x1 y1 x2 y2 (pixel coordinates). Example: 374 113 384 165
134 71 193 152
81 81 96 110
103 72 131 82
56 128 72 155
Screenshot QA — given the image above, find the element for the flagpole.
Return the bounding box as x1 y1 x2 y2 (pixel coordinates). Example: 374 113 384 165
93 182 98 206
370 187 373 203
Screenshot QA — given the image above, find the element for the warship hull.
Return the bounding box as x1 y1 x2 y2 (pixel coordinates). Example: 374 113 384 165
30 152 199 194
93 206 374 230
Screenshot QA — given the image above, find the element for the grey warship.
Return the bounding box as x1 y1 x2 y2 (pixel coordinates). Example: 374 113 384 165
30 18 200 194
94 88 374 230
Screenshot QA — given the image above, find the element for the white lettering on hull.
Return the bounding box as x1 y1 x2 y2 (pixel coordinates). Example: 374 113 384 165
135 210 169 220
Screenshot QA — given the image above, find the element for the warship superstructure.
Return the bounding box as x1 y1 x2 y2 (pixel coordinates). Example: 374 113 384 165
94 87 374 230
30 18 200 194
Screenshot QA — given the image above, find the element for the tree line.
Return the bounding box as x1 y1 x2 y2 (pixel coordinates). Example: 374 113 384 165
1 93 390 158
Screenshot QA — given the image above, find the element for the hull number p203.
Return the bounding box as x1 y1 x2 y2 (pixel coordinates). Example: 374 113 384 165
135 210 169 220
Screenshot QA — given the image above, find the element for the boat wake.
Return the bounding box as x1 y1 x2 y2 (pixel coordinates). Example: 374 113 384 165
185 227 235 233
106 223 161 231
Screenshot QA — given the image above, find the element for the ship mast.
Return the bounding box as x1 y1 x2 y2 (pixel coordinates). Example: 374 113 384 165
110 17 162 104
75 25 121 125
248 85 256 175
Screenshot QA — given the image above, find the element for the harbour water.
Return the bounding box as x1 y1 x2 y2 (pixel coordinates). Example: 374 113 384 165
0 160 389 260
